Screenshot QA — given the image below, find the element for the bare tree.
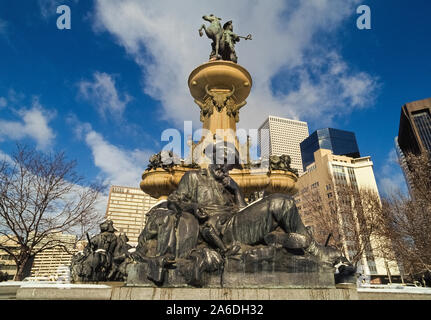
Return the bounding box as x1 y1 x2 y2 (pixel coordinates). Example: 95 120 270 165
0 145 104 280
298 181 384 269
377 152 431 283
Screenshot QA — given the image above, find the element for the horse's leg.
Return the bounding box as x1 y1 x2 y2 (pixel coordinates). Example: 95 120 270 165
199 25 206 37
215 33 221 59
210 41 216 59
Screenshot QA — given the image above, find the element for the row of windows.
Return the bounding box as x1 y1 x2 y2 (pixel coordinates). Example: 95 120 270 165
307 164 317 172
347 167 357 183
269 117 308 125
0 265 16 270
332 164 345 174
412 110 431 151
368 265 377 272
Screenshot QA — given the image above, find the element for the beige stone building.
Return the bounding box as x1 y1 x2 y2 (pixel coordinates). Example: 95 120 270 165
30 233 77 279
295 149 400 282
0 237 19 280
0 233 78 280
105 186 159 245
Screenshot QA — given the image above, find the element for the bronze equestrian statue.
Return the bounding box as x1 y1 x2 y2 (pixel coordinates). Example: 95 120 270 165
199 15 252 63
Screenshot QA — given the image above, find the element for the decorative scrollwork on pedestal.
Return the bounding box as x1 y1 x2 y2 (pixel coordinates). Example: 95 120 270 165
226 99 246 123
194 98 214 122
205 84 235 112
194 85 246 123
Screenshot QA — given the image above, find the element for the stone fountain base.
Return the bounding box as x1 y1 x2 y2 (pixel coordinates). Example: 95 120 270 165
126 247 341 289
10 283 431 300
12 283 358 300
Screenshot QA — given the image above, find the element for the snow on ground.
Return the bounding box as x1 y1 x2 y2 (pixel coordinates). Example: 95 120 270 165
0 281 110 289
358 284 431 295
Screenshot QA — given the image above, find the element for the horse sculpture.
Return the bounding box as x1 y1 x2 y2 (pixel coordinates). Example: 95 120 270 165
199 14 223 60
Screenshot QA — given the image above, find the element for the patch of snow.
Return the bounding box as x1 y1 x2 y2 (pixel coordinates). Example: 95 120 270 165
19 282 112 289
358 284 431 295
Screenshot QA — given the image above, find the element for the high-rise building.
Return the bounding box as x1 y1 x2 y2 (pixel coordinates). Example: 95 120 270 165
300 128 360 172
395 136 413 193
258 116 309 175
0 233 78 280
0 236 19 280
105 186 159 245
30 233 77 279
398 97 431 155
295 149 400 283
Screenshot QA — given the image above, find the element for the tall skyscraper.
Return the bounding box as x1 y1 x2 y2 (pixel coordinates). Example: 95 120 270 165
398 97 431 155
258 116 309 175
295 149 400 282
395 136 413 193
300 128 360 172
105 186 159 245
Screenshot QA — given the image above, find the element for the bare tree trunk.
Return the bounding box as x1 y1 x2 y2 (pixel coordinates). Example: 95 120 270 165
13 254 35 281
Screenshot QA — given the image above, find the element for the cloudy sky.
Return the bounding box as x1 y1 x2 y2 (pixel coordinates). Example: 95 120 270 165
0 0 430 210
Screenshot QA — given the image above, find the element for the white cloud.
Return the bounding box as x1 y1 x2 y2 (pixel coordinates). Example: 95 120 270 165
78 72 132 119
0 149 13 164
73 122 153 187
93 0 377 130
377 149 408 197
0 97 6 108
0 98 56 150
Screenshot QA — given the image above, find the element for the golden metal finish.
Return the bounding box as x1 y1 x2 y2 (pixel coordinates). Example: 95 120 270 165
140 61 299 200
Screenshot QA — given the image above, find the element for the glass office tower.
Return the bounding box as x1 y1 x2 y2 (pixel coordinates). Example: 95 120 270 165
300 128 360 172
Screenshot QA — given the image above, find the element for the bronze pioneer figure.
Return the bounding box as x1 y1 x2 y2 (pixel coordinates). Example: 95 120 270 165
128 143 355 286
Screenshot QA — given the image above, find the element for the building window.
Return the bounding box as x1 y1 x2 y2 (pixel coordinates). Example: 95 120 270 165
412 109 431 151
332 164 345 174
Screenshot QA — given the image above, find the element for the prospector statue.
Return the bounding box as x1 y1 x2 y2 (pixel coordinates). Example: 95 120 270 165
127 143 355 287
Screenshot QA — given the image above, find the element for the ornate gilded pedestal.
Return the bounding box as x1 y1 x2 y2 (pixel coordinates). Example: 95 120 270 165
141 60 298 200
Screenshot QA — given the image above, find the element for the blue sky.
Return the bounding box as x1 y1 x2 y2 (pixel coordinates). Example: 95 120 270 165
0 0 430 204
